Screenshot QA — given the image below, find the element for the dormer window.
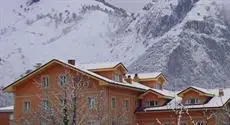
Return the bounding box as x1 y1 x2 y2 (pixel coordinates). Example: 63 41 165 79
114 72 120 82
145 100 158 107
186 98 200 105
154 83 161 89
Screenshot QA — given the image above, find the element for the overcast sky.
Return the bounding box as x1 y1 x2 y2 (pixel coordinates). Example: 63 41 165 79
107 0 150 12
223 0 230 22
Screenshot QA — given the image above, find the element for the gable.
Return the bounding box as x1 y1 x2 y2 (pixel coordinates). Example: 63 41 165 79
178 87 214 97
140 91 161 99
132 73 167 86
13 62 106 98
3 60 105 92
139 90 173 99
88 63 128 74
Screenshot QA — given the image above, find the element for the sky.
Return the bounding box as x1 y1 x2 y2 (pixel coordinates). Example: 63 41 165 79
223 0 230 22
107 0 150 12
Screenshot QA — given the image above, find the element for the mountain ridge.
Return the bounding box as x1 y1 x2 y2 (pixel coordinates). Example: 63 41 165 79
1 0 230 91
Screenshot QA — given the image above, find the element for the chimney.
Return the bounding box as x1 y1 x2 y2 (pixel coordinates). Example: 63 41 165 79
133 73 140 82
125 75 132 84
68 59 75 65
219 88 224 97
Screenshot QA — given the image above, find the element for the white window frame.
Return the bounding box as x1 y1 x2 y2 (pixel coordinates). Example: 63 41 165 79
124 99 129 110
41 76 49 88
196 121 204 125
113 72 120 82
59 74 68 87
145 100 158 107
155 83 161 89
42 100 49 110
88 120 99 125
88 97 96 109
23 120 31 125
112 121 116 125
9 113 14 121
40 119 47 125
186 98 199 105
163 122 170 125
60 98 65 106
88 121 94 125
181 122 187 125
23 100 31 112
111 97 116 109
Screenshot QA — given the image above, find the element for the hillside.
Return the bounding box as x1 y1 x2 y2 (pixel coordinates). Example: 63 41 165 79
128 0 230 89
0 0 142 86
1 0 230 95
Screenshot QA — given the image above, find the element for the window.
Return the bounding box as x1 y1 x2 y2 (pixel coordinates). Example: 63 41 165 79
40 119 47 125
145 100 158 107
164 122 170 125
88 97 96 109
42 100 49 110
112 121 116 125
113 73 120 82
88 120 98 125
88 121 94 125
124 99 129 110
196 121 204 125
9 114 14 121
23 120 31 125
226 102 230 110
136 100 141 108
60 98 65 106
155 83 161 89
59 75 67 86
42 76 49 88
186 98 199 105
180 122 187 125
23 101 31 112
147 122 154 125
112 97 116 108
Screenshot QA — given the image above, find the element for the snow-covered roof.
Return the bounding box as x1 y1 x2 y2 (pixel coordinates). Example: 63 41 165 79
80 62 121 70
151 88 175 98
127 72 162 79
143 88 230 112
4 59 147 92
53 60 148 91
178 86 214 97
60 60 156 91
0 106 13 113
1 60 136 92
75 65 149 91
139 88 175 99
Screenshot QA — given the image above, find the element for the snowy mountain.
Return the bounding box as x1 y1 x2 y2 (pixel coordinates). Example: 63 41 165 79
128 0 230 89
1 0 230 95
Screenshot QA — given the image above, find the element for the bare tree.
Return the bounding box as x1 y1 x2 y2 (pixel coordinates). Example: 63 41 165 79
13 65 99 125
13 64 131 125
155 96 230 125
